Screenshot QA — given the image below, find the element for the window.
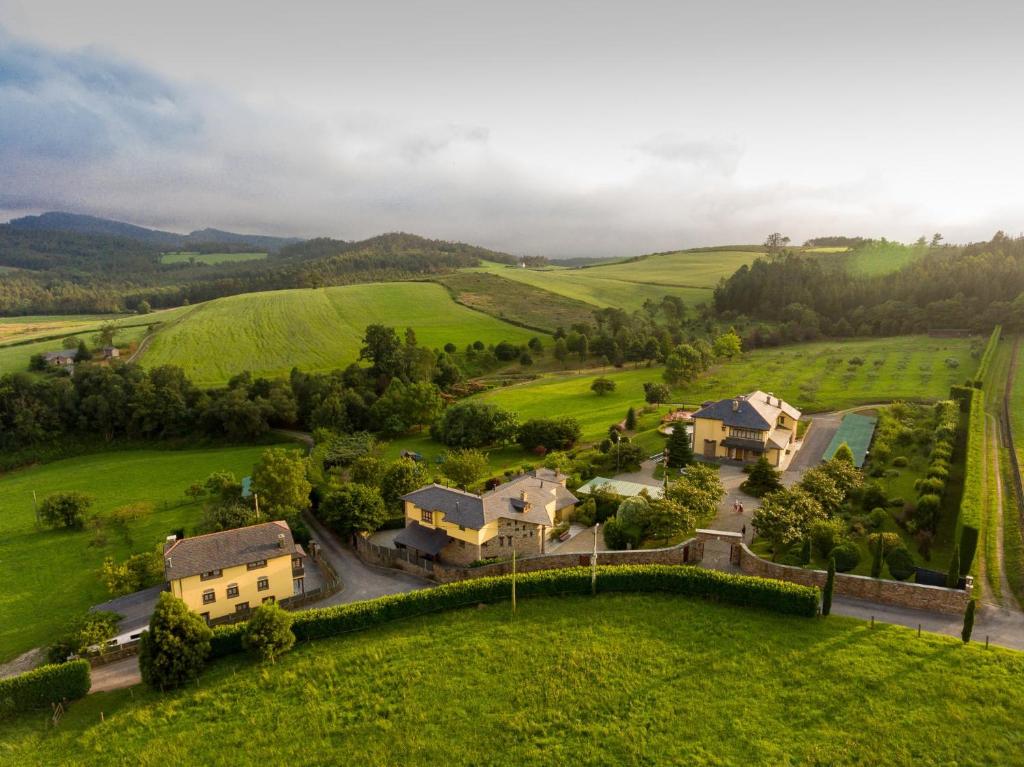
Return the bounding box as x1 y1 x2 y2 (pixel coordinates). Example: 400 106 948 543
226 584 239 599
458 525 465 531
200 612 210 624
262 596 275 605
257 576 269 591
729 428 764 441
235 602 249 613
246 559 267 570
459 540 465 548
202 589 216 604
421 509 433 524
200 569 222 581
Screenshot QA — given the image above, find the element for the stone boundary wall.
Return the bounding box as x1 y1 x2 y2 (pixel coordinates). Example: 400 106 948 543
355 534 693 584
737 544 971 614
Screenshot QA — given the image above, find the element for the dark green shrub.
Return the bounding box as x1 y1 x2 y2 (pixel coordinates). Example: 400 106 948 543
830 542 861 572
888 497 905 508
915 477 945 496
868 507 887 529
243 602 295 663
139 592 212 690
885 546 915 581
861 482 888 511
962 599 976 643
822 557 836 616
210 566 819 659
891 456 909 467
0 660 90 719
927 463 949 480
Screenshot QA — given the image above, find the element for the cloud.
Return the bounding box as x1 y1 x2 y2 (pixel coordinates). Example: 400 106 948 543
635 135 744 176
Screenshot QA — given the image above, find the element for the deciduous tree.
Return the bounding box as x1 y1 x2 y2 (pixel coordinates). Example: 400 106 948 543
138 592 212 690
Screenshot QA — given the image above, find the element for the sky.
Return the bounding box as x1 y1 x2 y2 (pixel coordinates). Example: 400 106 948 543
1 1 1023 257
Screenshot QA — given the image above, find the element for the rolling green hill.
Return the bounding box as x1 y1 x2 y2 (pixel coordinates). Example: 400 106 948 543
468 249 761 311
140 283 541 385
161 251 267 265
3 594 1021 764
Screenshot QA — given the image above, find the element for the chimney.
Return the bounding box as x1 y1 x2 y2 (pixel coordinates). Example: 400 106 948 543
165 534 177 543
277 533 285 549
732 399 740 412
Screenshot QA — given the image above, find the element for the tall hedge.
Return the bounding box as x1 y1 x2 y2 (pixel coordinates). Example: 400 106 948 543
973 325 1002 388
211 565 819 658
956 388 984 575
0 660 90 719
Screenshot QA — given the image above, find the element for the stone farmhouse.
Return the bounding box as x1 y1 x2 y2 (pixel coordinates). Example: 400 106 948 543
163 520 307 624
691 390 801 468
397 469 577 565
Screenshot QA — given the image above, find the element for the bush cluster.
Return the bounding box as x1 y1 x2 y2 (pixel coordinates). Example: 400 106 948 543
210 566 819 658
0 660 90 719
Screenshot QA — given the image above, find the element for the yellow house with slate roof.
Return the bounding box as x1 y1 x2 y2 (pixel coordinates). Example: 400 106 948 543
691 390 802 469
397 469 577 565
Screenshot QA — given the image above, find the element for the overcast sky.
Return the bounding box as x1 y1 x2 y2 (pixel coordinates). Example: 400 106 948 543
1 1 1023 257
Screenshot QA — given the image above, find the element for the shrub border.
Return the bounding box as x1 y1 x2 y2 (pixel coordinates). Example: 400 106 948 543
0 659 90 720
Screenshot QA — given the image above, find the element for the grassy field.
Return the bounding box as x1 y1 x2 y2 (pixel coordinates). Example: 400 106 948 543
0 445 284 662
141 283 542 385
476 336 978 444
0 314 129 344
844 241 926 276
2 593 1021 765
161 251 267 265
437 271 595 332
469 261 716 311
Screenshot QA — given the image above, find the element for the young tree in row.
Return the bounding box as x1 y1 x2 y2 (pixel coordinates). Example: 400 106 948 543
591 377 616 396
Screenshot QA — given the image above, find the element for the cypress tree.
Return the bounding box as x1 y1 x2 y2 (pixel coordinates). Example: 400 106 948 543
870 534 884 578
666 425 693 468
961 598 976 644
625 407 637 431
822 556 836 616
946 544 961 588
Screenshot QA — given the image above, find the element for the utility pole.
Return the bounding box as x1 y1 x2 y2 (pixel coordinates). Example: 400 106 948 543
511 548 517 616
591 523 600 595
254 493 261 520
32 490 39 528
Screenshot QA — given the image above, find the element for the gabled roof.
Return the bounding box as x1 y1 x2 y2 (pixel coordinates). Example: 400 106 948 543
163 520 297 580
394 521 451 556
401 484 486 528
693 391 800 430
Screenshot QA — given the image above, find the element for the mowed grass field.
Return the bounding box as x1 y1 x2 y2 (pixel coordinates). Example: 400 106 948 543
3 594 1022 766
161 251 267 265
0 445 283 662
141 283 541 385
476 336 979 443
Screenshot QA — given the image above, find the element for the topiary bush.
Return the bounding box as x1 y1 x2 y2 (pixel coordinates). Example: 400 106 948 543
0 660 90 719
885 546 916 581
868 507 887 529
891 456 909 467
830 542 861 572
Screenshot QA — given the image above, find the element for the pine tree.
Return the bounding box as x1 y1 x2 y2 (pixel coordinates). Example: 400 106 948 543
870 533 884 578
741 456 783 496
666 425 693 468
833 442 855 464
946 544 961 588
822 557 836 616
625 407 637 431
962 598 976 644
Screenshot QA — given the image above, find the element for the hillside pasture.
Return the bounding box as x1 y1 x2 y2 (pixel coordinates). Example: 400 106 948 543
437 271 595 332
161 251 267 265
140 283 541 385
0 445 283 662
2 594 1021 765
844 240 927 276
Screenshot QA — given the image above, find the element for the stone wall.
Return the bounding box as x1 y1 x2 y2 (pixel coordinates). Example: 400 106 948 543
737 544 971 614
478 517 545 561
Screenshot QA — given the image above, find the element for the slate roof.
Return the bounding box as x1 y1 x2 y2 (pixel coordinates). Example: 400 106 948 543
42 349 78 362
394 521 452 556
163 520 298 580
693 390 800 430
401 470 578 530
721 436 767 452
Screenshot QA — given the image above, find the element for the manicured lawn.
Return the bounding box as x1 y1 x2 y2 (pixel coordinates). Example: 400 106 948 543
0 445 285 662
2 594 1021 765
161 251 267 265
141 283 542 385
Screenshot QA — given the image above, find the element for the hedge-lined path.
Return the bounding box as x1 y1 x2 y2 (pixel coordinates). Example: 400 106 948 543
988 413 1022 611
89 656 141 694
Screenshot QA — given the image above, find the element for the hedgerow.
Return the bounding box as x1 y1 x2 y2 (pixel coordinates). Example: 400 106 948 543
957 387 984 574
211 566 818 658
0 660 90 719
973 325 1002 388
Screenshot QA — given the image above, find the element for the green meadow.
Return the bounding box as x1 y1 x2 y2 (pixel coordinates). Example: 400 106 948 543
140 283 541 386
0 445 284 662
161 251 267 265
2 594 1021 766
476 336 978 443
844 240 927 276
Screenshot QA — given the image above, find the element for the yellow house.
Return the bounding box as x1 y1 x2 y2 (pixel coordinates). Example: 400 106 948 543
163 520 306 623
691 390 802 469
396 469 577 565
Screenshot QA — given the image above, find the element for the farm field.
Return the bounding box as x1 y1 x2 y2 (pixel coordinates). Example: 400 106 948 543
477 336 979 443
0 313 129 344
437 271 595 332
0 324 149 374
161 251 267 265
140 283 541 386
3 594 1022 765
843 240 927 276
468 261 714 311
0 444 285 663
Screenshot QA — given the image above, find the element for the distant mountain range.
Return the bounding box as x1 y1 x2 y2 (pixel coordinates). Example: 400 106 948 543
5 211 304 253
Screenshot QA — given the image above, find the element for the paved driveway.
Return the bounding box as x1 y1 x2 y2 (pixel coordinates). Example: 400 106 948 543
304 513 431 607
786 413 843 475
